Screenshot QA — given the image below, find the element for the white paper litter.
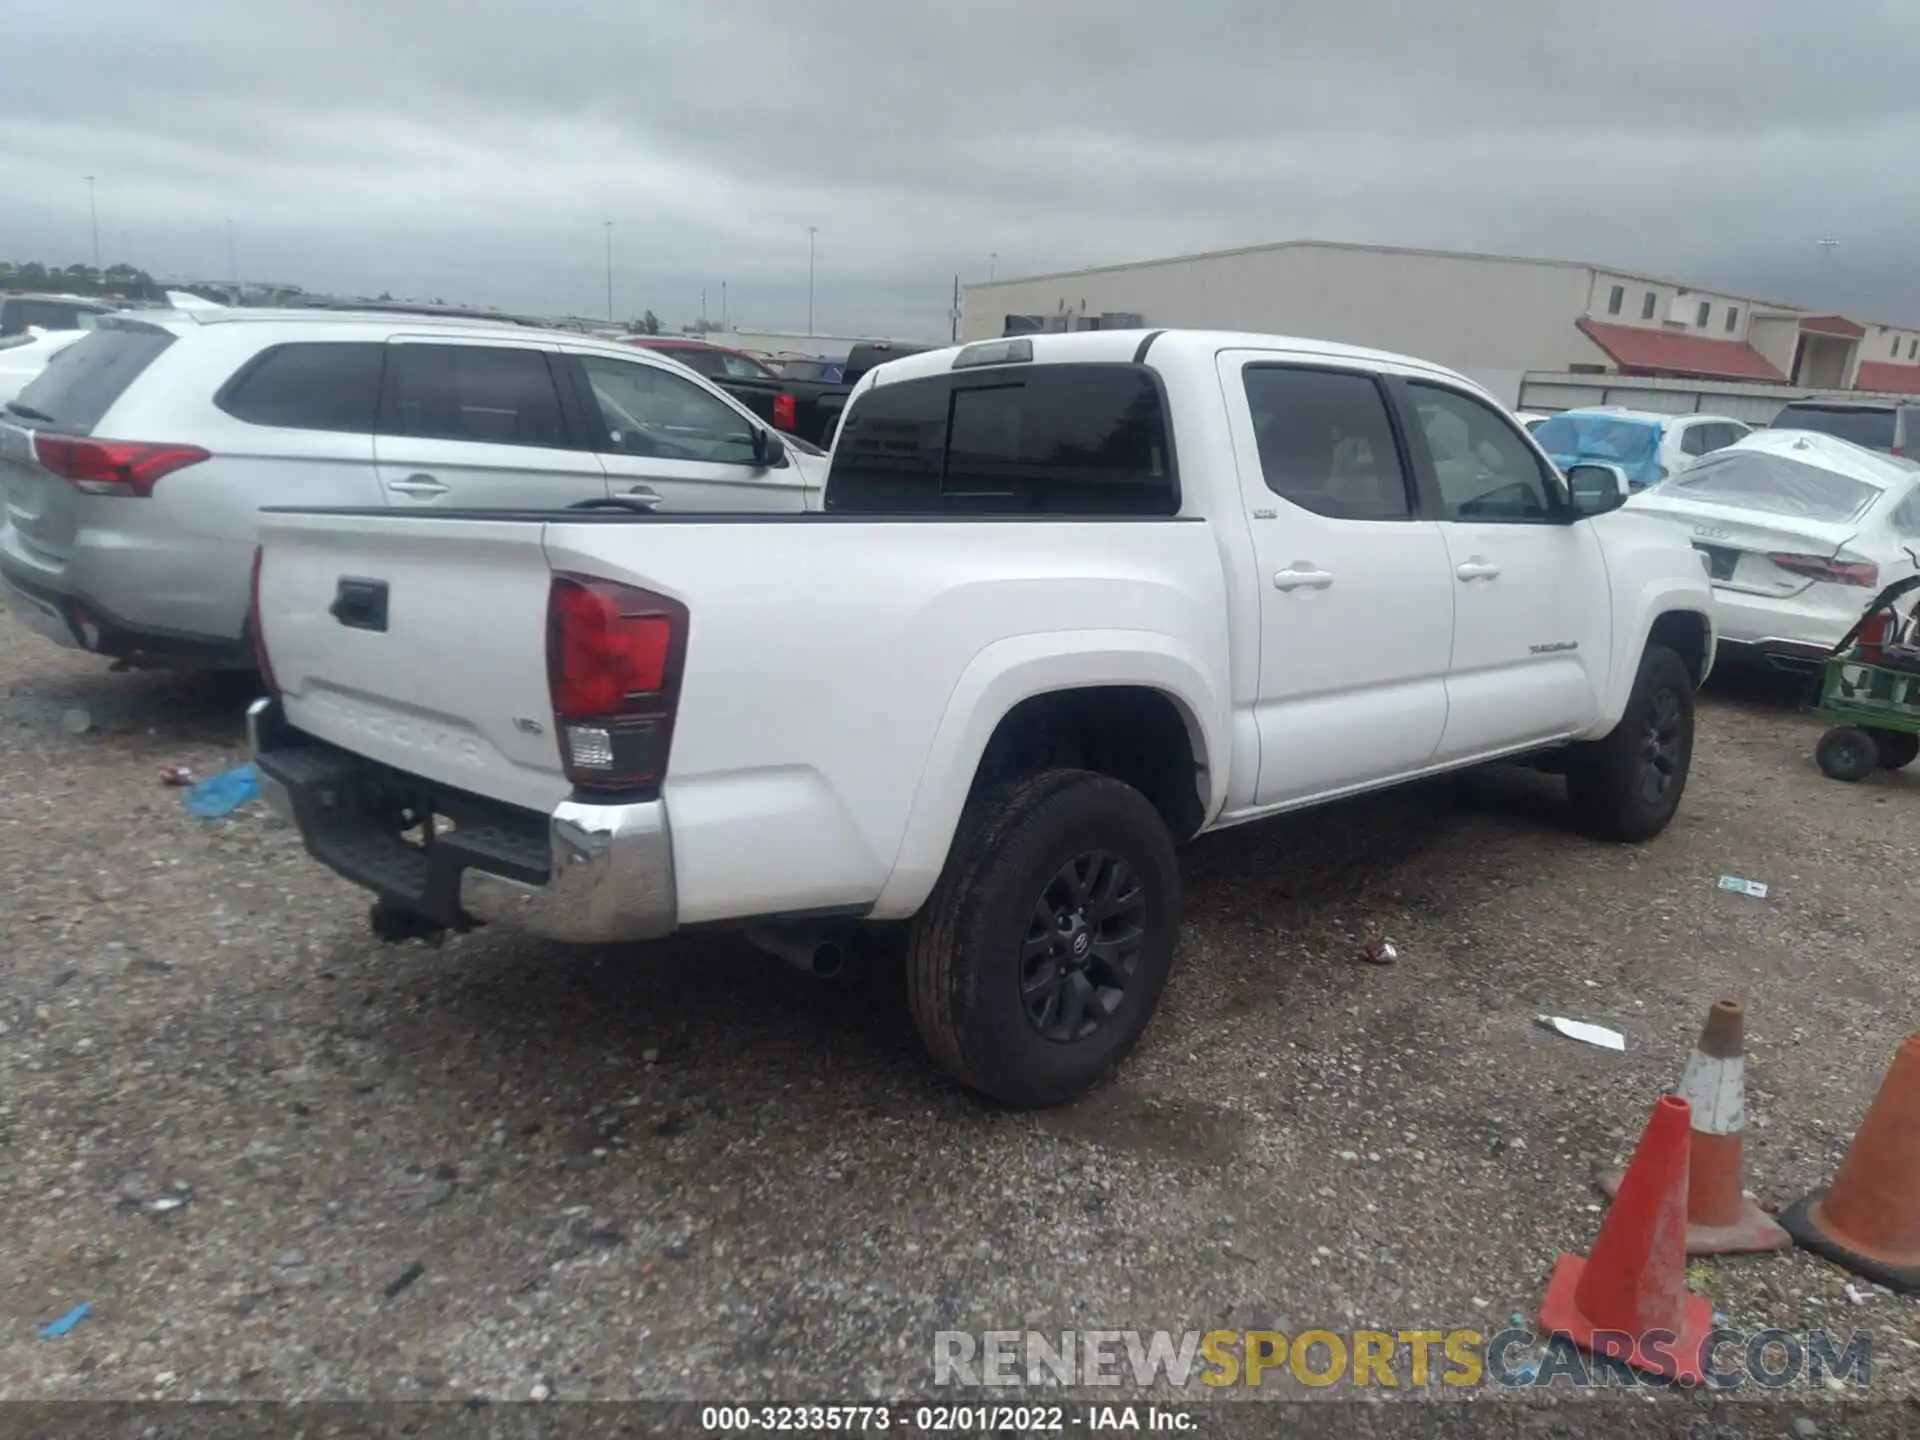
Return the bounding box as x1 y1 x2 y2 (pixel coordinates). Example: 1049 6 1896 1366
1537 1015 1627 1051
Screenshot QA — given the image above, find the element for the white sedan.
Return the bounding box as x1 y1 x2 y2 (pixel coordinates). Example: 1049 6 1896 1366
1627 429 1920 670
0 328 89 405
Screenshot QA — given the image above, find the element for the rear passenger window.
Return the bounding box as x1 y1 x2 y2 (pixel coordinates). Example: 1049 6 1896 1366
218 343 383 432
378 344 568 449
9 325 175 433
1681 425 1710 456
1242 367 1412 519
826 364 1175 515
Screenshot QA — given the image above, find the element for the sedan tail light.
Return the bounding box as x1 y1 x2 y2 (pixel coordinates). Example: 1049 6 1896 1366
1767 552 1879 588
772 393 797 432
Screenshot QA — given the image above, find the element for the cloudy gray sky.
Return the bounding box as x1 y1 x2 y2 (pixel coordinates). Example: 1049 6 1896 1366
5 0 1918 336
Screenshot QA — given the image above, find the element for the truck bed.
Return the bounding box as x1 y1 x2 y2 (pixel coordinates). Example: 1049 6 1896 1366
253 506 1232 925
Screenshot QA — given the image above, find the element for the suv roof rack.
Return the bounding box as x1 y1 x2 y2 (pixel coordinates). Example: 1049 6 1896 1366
279 298 547 327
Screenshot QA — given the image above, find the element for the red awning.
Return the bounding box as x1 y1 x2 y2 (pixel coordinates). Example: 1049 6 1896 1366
1575 318 1787 383
1854 361 1920 396
1800 314 1866 339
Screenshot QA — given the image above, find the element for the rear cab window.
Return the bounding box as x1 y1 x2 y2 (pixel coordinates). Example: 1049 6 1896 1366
825 362 1177 515
6 323 176 434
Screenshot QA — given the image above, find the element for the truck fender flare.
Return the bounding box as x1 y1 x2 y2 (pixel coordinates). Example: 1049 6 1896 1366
1579 589 1715 739
868 630 1229 921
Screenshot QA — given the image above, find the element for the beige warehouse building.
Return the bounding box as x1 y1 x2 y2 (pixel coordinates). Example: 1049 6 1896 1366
962 239 1920 411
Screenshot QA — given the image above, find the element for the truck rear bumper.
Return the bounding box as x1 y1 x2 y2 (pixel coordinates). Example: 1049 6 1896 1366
248 698 676 943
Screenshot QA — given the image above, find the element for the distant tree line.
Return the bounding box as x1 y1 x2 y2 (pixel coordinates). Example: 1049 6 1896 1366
3 262 683 334
0 260 165 300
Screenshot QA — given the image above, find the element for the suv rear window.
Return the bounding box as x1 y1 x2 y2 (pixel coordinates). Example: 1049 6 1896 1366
1774 404 1897 451
825 363 1176 515
7 324 175 433
217 342 384 432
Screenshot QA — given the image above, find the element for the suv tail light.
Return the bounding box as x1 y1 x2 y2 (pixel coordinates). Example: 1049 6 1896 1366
250 545 278 694
546 574 688 793
1767 552 1879 587
33 435 210 496
772 393 797 432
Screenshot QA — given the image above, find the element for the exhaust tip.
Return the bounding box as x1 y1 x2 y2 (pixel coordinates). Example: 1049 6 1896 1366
810 942 845 978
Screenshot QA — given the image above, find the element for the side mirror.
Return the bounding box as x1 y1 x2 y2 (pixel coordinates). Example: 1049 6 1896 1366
751 428 786 468
1566 462 1631 517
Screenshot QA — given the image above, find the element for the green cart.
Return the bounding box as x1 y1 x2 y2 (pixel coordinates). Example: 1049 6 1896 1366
1812 572 1920 781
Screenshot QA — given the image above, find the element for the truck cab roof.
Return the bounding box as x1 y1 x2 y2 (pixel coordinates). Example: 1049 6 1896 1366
869 328 1491 399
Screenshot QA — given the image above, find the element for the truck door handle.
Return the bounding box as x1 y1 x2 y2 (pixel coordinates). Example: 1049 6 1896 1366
1455 560 1501 582
387 473 449 497
622 485 664 510
1273 564 1335 592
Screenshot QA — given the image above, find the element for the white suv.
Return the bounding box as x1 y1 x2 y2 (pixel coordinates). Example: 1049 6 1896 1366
0 307 818 667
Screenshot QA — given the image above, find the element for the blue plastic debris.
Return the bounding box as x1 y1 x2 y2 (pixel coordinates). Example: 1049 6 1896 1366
40 1302 90 1338
184 763 259 818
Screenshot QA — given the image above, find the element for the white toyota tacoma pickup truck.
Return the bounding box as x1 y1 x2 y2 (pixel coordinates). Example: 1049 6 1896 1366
249 329 1714 1107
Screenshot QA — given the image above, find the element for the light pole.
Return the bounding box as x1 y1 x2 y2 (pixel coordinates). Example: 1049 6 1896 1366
807 226 817 334
989 252 997 282
226 219 237 292
85 176 100 277
604 221 614 323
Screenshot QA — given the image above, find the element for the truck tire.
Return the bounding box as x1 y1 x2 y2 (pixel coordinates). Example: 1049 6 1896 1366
1565 644 1695 842
906 769 1180 1109
1867 729 1919 770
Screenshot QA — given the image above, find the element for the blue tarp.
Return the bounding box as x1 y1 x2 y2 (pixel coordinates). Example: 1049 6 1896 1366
1536 413 1665 488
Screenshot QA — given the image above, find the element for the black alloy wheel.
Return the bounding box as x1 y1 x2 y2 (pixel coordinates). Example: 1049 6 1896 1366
1020 850 1146 1043
1637 684 1686 806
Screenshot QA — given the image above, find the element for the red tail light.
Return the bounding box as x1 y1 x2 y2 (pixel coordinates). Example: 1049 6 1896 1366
1767 552 1879 588
34 435 210 496
772 393 797 432
545 574 688 792
1857 608 1893 662
249 545 278 693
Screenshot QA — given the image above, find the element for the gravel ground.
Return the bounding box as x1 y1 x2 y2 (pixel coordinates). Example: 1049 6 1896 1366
1 611 1916 1431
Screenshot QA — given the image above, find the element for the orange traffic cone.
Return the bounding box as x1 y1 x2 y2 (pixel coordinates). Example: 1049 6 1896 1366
1781 1033 1920 1294
1540 1094 1714 1385
1598 999 1788 1254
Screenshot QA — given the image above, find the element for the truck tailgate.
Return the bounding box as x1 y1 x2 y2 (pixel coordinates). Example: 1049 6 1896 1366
256 512 567 815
